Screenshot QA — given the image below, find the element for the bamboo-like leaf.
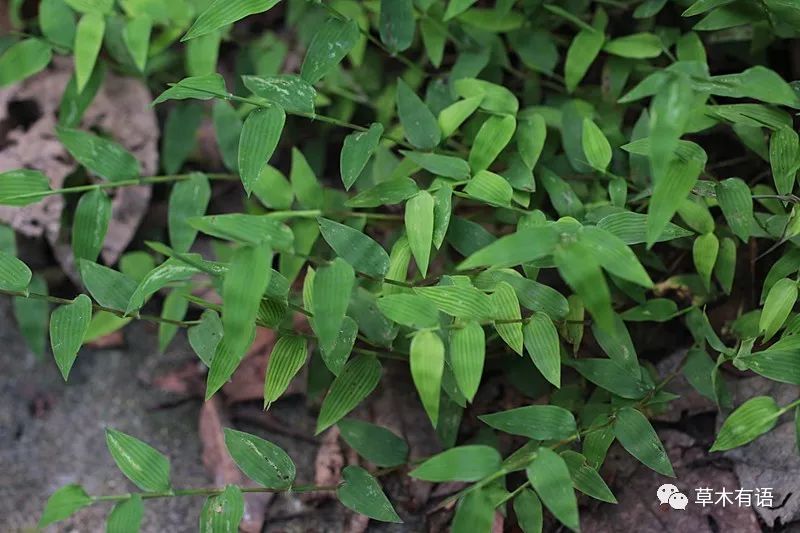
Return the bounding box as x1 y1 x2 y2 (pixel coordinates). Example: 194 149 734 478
469 114 516 172
396 78 440 150
158 289 188 352
0 39 53 87
458 226 558 270
598 211 692 245
106 493 144 533
379 0 414 53
561 451 617 503
523 312 561 387
514 489 544 533
564 22 605 93
405 191 435 277
527 447 579 532
74 13 104 92
188 309 222 366
438 96 482 138
716 177 753 242
123 15 151 72
72 188 110 262
242 74 315 114
263 336 308 408
403 151 470 179
410 445 501 482
0 251 32 292
301 17 360 84
464 170 513 206
238 105 285 194
555 241 614 333
491 281 523 354
337 419 409 467
580 226 653 288
105 428 171 491
318 218 390 277
581 117 612 171
449 321 485 402
613 407 674 476
312 256 355 354
13 275 49 358
0 169 51 205
693 232 719 291
377 294 439 328
410 329 445 426
168 173 211 253
340 123 384 190
316 355 382 434
152 74 228 105
759 278 797 341
221 243 271 360
78 260 137 311
189 214 293 249
479 405 576 440
414 284 492 320
769 126 800 196
710 396 780 451
199 485 244 533
183 0 281 41
39 484 92 528
223 428 296 488
57 127 140 182
337 465 403 523
49 294 92 380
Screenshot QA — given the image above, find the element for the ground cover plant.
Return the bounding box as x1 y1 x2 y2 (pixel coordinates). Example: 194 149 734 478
2 0 800 530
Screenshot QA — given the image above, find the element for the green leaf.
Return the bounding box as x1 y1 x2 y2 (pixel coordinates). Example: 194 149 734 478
469 114 516 172
555 241 614 333
716 177 753 242
759 278 797 341
451 489 495 533
199 485 244 533
517 113 547 170
561 451 617 503
340 123 384 190
64 0 112 13
74 12 104 92
527 447 579 532
123 15 151 72
159 289 188 352
410 445 501 482
458 226 558 270
581 117 612 172
106 494 144 533
711 396 781 451
242 74 316 114
604 32 662 58
312 257 355 354
514 489 544 533
40 0 76 50
39 484 92 528
450 321 485 402
263 335 308 408
238 105 285 195
580 226 653 288
444 0 478 20
289 148 323 209
613 407 674 476
13 275 49 358
414 284 492 320
0 169 51 206
647 157 704 247
438 96 482 138
301 17 360 84
189 310 222 366
57 127 140 182
252 165 293 210
223 428 296 488
183 0 281 41
403 151 470 180
396 78 441 150
464 170 513 206
770 126 800 196
571 359 652 399
105 428 171 491
454 78 519 115
153 74 228 105
565 24 605 93
649 75 693 185
72 188 110 262
693 232 719 291
706 66 800 108
683 0 735 17
189 214 293 249
480 405 576 440
0 38 52 87
168 173 211 253
523 312 561 387
715 237 736 295
380 0 414 53
316 354 382 434
221 243 271 358
0 251 32 292
337 419 409 467
377 293 439 328
161 103 204 174
79 260 137 311
318 218 390 277
491 281 523 354
49 294 92 380
405 191 435 277
597 211 692 245
410 329 445 426
337 465 402 523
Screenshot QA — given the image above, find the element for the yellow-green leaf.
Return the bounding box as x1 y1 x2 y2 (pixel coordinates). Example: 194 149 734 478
405 191 435 277
238 105 285 195
105 428 171 491
524 312 561 387
410 329 445 426
450 321 485 402
183 0 281 41
263 336 308 408
49 294 92 380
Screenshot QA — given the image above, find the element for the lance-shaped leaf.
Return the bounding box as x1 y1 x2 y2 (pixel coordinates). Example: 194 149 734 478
524 312 561 387
0 251 32 291
126 259 200 314
582 117 612 172
183 0 281 41
377 294 439 328
340 123 384 190
414 285 492 320
410 445 501 482
263 336 308 409
711 396 781 452
242 74 316 114
491 281 523 354
199 485 244 533
106 493 144 533
458 226 558 270
337 466 402 523
14 275 49 358
403 151 471 179
223 428 296 488
105 428 171 491
479 405 576 440
318 218 390 278
514 489 544 533
301 17 360 84
0 38 53 87
39 484 92 528
450 321 485 402
716 177 753 242
527 447 580 532
123 15 151 72
469 114 516 172
438 96 482 138
316 355 382 434
613 407 674 476
72 188 110 262
74 13 104 92
647 156 704 247
432 185 452 249
206 328 256 399
222 244 271 357
188 309 222 366
50 294 92 380
561 451 617 503
564 20 605 92
337 419 409 467
555 241 614 333
0 169 51 206
759 278 798 341
79 260 137 311
693 232 719 291
580 226 653 288
598 211 692 245
313 257 356 353
57 127 140 182
320 316 358 376
410 330 444 426
649 75 693 184
405 191 435 277
238 105 285 195
770 126 800 196
396 79 440 150
153 74 228 105
464 170 513 206
189 214 293 249
379 0 414 53
169 173 211 253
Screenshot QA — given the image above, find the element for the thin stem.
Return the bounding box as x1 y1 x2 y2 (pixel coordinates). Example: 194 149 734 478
91 483 339 503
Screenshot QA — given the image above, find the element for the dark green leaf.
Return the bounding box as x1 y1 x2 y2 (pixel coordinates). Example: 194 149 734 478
316 354 382 434
183 0 281 41
224 428 296 488
318 218 390 277
337 465 402 523
396 78 441 150
613 407 674 476
410 445 501 482
337 419 409 467
105 428 171 491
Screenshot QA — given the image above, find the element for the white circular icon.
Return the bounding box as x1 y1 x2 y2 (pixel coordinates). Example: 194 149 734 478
668 492 688 510
657 483 679 504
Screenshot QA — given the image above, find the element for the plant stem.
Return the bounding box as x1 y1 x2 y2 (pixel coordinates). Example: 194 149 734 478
91 483 339 503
